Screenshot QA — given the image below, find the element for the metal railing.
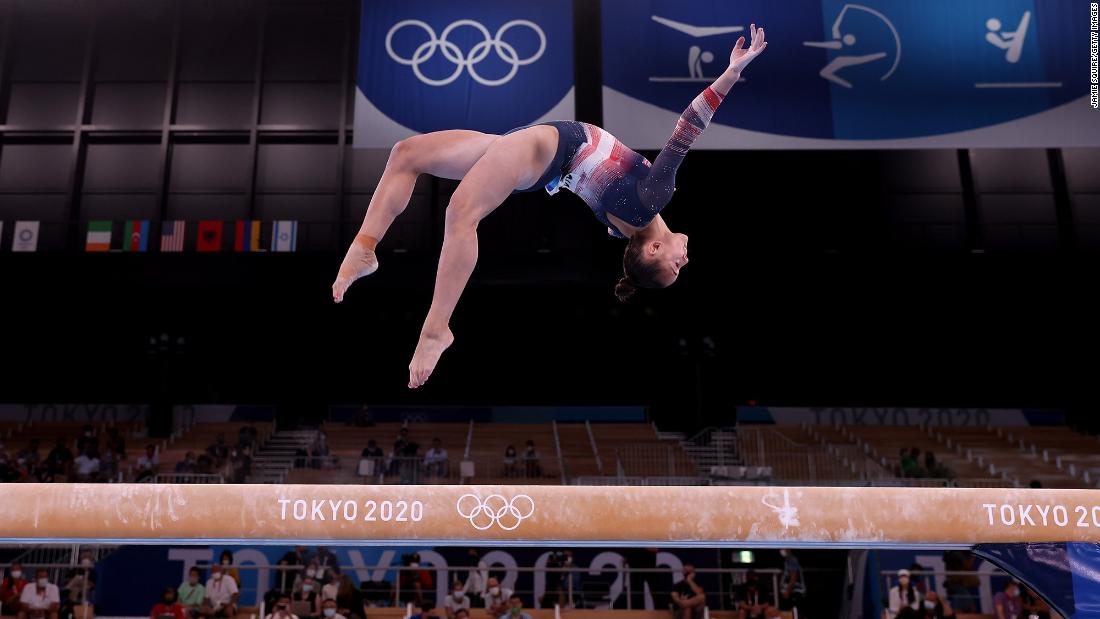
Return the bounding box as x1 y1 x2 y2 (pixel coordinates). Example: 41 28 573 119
613 444 697 478
584 420 603 475
153 472 225 484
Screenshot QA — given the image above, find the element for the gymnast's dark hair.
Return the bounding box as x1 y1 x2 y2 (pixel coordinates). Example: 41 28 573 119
614 234 662 303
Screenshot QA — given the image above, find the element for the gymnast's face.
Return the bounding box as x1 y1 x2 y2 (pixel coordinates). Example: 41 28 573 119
648 232 690 287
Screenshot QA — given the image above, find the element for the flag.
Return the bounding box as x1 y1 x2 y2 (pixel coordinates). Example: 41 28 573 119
234 220 262 252
85 221 112 252
197 220 223 252
122 220 149 252
12 221 40 252
160 220 185 252
270 220 297 252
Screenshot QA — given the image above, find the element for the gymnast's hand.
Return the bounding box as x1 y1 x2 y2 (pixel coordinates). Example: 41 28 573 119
728 23 768 77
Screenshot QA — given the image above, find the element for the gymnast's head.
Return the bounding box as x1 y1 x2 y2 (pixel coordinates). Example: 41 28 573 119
615 226 689 302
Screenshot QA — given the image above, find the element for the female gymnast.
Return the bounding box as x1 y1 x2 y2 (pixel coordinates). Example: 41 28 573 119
333 25 768 389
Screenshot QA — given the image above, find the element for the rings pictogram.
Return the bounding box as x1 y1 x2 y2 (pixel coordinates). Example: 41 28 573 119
385 19 547 87
456 494 535 530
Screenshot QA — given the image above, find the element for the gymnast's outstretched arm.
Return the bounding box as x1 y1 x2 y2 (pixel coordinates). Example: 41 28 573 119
638 24 767 207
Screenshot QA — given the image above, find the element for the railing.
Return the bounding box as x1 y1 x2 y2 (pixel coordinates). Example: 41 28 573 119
153 472 225 484
572 475 709 486
352 454 557 484
585 420 603 475
613 444 697 478
552 420 568 484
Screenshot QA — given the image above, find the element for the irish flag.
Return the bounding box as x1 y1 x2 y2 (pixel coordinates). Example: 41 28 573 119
123 220 150 252
85 221 112 252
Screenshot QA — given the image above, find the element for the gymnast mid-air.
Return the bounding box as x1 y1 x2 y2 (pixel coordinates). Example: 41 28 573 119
333 24 768 388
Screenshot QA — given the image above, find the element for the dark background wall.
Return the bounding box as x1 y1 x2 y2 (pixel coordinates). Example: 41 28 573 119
1 0 1099 431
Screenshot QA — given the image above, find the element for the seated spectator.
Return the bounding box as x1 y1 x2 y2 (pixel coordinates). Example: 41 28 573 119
178 567 205 618
207 435 229 467
17 440 42 469
671 564 705 619
313 547 337 582
443 581 470 619
201 565 238 619
291 564 319 595
483 578 512 618
1020 584 1051 619
993 581 1023 619
888 569 921 619
499 595 532 619
100 447 120 482
735 570 775 619
331 574 364 619
152 586 187 619
0 450 24 482
105 427 127 460
1 562 30 615
424 439 448 478
76 426 98 455
778 550 805 616
47 437 74 477
398 554 432 607
454 610 469 619
176 452 199 474
219 551 241 586
502 445 518 477
915 590 955 619
135 444 159 482
17 569 60 619
522 441 541 478
61 552 97 617
320 599 345 619
310 433 332 469
321 574 339 603
72 447 101 482
229 447 252 484
265 595 299 619
291 577 321 619
360 441 384 464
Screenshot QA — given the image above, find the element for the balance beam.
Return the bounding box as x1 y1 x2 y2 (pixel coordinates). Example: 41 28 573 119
2 484 1099 546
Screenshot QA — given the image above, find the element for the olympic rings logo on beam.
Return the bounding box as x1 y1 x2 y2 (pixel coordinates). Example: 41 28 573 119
456 493 535 531
385 19 547 87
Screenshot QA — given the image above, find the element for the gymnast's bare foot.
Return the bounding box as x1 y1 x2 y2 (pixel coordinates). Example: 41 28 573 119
408 328 454 389
332 235 379 303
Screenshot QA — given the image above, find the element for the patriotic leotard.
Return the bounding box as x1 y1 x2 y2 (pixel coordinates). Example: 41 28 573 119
510 87 725 239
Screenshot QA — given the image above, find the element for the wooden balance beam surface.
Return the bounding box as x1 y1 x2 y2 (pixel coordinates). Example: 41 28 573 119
2 484 1100 546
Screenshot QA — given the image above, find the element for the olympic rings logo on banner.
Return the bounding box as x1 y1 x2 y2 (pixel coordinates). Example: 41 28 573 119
385 19 547 87
456 493 535 530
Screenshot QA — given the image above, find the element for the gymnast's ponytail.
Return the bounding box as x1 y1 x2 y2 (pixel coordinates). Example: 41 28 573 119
615 234 662 303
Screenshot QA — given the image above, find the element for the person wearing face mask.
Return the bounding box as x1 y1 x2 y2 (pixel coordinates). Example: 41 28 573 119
152 586 187 619
521 441 541 478
200 565 239 619
265 595 299 619
462 549 488 604
218 552 240 587
319 599 346 619
916 590 956 619
993 581 1023 619
61 553 97 617
2 562 30 616
670 564 705 619
443 580 471 619
178 567 206 619
293 565 320 596
482 577 512 618
291 577 320 619
735 570 775 619
16 569 60 619
498 595 532 619
888 569 922 619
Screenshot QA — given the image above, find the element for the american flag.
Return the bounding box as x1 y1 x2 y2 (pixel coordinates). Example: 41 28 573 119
160 220 185 252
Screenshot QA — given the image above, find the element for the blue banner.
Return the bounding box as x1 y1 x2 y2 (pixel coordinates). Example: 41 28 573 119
602 0 1099 149
354 0 574 147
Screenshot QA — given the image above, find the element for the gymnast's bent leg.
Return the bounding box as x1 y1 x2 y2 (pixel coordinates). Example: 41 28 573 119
332 130 499 302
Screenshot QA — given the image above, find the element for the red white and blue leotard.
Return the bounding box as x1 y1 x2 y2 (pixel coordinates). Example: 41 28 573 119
516 87 726 239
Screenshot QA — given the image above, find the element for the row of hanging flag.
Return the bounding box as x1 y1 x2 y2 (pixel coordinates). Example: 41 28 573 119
0 220 299 252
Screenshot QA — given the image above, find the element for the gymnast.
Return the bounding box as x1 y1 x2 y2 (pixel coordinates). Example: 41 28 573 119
333 25 768 388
